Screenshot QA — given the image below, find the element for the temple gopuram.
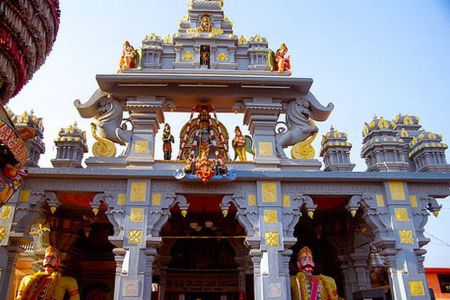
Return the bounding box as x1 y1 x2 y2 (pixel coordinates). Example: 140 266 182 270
1 1 450 299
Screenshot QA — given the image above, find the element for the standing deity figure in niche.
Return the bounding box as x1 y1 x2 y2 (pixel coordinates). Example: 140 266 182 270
16 246 80 300
162 123 175 160
232 126 254 161
290 246 339 300
119 41 138 71
268 43 291 73
177 104 229 182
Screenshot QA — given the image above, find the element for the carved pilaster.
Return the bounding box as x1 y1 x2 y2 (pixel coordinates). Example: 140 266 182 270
126 96 165 165
243 98 283 165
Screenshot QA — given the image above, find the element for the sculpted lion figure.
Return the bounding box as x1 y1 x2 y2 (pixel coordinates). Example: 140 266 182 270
275 92 333 159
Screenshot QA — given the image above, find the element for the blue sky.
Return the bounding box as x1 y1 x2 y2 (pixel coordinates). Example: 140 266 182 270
7 0 450 266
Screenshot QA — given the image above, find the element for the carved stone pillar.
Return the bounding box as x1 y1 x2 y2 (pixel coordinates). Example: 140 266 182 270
113 247 126 300
249 249 263 298
0 245 23 300
126 96 165 165
243 98 283 165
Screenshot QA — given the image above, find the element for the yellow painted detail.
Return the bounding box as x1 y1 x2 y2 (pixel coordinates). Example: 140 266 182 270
130 208 144 222
389 182 406 200
134 140 149 154
410 195 418 208
130 182 147 202
152 193 161 206
216 52 228 61
248 194 256 206
117 194 126 205
394 207 409 221
182 51 194 61
264 210 278 224
259 142 273 156
1 206 12 219
283 194 290 208
404 116 414 125
399 230 414 244
409 281 425 296
376 195 385 207
265 232 279 247
0 226 6 242
261 182 277 203
19 190 30 202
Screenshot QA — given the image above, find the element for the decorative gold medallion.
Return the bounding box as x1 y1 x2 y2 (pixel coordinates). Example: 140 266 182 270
409 280 425 296
91 123 116 157
130 208 144 223
182 51 194 61
216 52 228 61
128 230 143 245
0 226 6 242
1 206 12 219
399 230 414 244
265 232 279 247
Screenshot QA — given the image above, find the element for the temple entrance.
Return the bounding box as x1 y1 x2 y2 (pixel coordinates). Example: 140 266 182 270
157 194 252 300
200 45 211 68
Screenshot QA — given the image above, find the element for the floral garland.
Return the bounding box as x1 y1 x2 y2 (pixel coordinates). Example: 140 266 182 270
23 271 61 300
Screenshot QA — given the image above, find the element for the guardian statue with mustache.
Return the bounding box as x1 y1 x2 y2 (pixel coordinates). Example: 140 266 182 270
290 246 340 300
16 246 80 300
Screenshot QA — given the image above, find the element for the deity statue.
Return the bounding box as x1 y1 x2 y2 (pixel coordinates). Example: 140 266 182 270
290 246 339 300
232 126 254 161
16 246 80 300
268 43 291 73
162 123 175 160
176 104 230 183
199 14 213 32
119 41 138 71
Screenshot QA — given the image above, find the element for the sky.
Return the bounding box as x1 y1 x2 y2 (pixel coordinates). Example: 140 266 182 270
6 0 450 267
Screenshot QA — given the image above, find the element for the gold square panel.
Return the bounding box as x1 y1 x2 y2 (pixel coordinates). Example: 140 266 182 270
261 182 277 203
128 230 143 245
1 206 12 219
399 230 414 244
409 280 425 296
410 195 418 208
265 232 279 247
134 140 149 154
130 208 144 222
395 207 409 221
19 190 30 202
283 195 290 208
389 181 406 200
264 210 278 224
258 142 273 156
130 182 147 202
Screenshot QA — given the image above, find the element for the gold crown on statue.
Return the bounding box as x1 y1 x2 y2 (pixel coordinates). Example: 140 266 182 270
298 246 313 259
45 246 60 258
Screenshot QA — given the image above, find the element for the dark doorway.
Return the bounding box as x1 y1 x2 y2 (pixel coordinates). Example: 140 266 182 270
200 45 210 68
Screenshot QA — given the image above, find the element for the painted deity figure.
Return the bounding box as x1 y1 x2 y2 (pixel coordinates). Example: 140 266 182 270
162 123 175 160
290 246 339 300
16 246 80 300
119 41 137 70
275 43 291 73
232 126 246 161
199 14 212 32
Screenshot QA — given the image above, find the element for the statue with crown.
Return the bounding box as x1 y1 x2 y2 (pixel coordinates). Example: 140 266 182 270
175 104 237 183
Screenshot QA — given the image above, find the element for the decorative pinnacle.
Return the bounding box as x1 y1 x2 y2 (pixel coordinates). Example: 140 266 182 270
181 209 188 217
